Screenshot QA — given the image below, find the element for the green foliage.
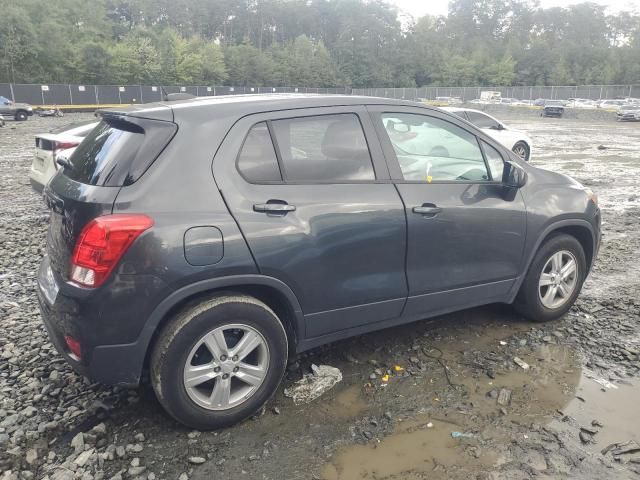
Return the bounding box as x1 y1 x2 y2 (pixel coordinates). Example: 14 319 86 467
0 0 638 87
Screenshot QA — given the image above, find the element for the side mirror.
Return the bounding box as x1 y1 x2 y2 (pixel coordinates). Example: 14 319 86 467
503 161 527 188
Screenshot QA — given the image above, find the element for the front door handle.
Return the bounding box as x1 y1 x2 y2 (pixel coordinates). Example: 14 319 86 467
253 202 296 214
412 204 442 216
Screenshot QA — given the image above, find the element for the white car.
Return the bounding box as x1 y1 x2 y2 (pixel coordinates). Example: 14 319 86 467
441 107 533 161
598 99 626 109
29 121 98 193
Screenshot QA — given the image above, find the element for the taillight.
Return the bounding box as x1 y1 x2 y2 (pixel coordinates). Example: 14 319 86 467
70 214 153 288
64 335 82 360
54 141 79 152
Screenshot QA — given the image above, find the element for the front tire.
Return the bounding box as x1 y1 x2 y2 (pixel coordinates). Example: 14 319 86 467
15 110 28 121
512 141 530 161
151 294 288 430
514 234 586 322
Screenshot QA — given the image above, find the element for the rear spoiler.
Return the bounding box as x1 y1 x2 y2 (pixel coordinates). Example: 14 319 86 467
96 104 173 122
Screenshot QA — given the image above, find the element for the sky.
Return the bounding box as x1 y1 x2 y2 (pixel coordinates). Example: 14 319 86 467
391 0 640 19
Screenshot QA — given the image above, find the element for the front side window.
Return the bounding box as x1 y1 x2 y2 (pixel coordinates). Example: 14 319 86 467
466 111 501 129
237 122 282 183
271 114 375 182
380 113 489 182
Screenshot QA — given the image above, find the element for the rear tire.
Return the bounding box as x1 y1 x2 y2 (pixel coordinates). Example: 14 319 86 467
151 294 288 430
15 111 28 121
514 234 586 322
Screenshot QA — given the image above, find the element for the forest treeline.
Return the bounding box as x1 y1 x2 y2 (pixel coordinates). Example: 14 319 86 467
1 0 639 87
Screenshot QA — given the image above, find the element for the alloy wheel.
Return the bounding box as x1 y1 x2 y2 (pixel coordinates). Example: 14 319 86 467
538 250 579 309
513 144 528 160
183 323 270 411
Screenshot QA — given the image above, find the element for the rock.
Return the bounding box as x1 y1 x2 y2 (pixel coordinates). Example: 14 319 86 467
369 373 377 380
51 470 74 480
74 448 95 467
189 456 206 464
384 412 393 421
115 446 126 458
71 432 85 454
128 466 146 476
579 431 593 444
178 474 188 480
273 406 280 415
283 364 342 405
25 448 37 465
497 388 512 406
91 423 107 436
134 433 145 442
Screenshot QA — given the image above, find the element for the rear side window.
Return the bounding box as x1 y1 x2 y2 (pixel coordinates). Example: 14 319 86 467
237 122 282 182
271 114 375 182
466 111 501 129
65 117 176 186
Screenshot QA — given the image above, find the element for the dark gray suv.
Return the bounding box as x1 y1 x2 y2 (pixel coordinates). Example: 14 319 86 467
37 95 601 429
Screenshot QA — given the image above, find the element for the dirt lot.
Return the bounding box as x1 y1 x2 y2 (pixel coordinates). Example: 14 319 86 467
0 113 639 480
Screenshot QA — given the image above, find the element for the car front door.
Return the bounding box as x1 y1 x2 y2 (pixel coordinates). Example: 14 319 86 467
369 106 527 317
213 106 408 339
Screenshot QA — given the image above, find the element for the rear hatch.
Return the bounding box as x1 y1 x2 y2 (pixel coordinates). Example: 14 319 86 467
43 107 177 281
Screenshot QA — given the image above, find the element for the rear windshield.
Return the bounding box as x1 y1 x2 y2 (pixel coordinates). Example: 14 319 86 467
64 116 176 186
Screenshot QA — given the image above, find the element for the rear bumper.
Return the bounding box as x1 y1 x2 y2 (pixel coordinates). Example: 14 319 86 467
30 177 44 194
36 256 155 386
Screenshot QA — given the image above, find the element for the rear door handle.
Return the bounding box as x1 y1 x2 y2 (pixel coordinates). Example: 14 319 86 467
253 202 296 214
412 205 442 216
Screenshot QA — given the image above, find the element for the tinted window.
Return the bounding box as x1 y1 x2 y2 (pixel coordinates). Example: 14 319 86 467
466 111 501 129
271 114 375 182
381 113 489 182
65 117 176 186
237 122 282 182
481 140 505 181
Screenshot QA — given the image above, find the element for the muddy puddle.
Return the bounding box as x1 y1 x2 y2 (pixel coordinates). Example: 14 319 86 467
319 340 639 480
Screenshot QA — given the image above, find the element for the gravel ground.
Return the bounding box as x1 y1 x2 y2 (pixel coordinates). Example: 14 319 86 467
0 114 639 480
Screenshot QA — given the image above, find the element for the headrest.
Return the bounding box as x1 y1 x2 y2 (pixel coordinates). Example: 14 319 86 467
321 118 367 160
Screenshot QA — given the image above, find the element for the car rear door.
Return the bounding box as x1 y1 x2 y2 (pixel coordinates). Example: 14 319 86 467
368 105 527 317
213 106 408 339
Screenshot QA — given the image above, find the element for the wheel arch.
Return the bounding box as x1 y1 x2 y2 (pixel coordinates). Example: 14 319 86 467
508 219 596 302
139 275 305 377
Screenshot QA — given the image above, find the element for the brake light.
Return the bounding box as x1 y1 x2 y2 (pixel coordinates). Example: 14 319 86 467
70 214 153 288
54 141 79 151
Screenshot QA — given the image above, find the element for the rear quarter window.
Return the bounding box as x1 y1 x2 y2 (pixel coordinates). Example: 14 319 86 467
64 116 176 186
